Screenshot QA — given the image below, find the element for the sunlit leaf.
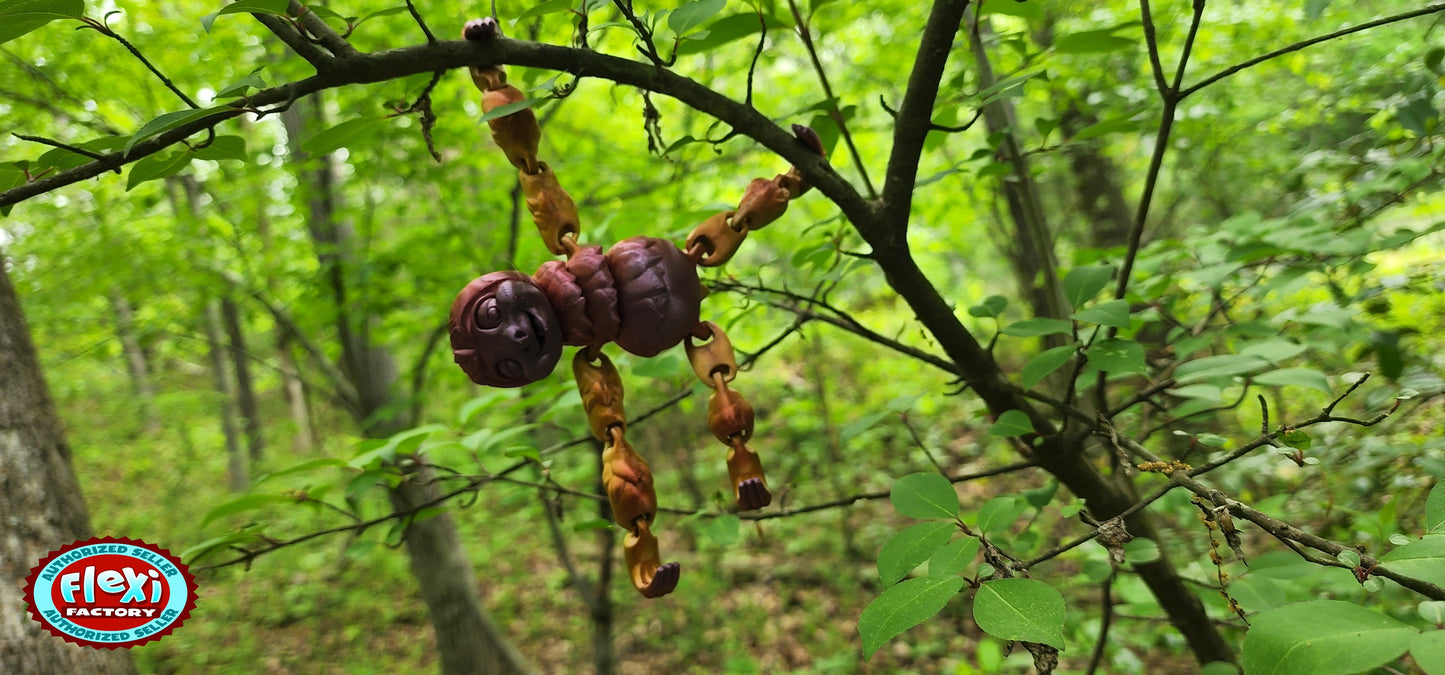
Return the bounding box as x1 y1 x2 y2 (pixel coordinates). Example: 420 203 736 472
1253 368 1332 394
1002 317 1073 338
878 521 955 585
302 117 387 155
1071 299 1131 328
973 578 1066 648
1241 600 1414 675
859 576 964 658
1021 345 1074 390
990 410 1035 437
1087 338 1146 375
928 537 979 577
668 0 726 36
201 493 291 526
891 473 959 520
1063 266 1114 308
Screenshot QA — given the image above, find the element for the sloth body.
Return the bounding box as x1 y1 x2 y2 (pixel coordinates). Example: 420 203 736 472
449 236 703 388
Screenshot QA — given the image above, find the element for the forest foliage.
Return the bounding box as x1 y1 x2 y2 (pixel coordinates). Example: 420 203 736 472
3 0 1445 673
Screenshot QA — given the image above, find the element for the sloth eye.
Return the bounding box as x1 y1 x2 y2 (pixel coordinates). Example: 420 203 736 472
497 359 523 380
475 298 502 329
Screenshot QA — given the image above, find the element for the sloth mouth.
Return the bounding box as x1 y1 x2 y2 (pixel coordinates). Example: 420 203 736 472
525 309 546 351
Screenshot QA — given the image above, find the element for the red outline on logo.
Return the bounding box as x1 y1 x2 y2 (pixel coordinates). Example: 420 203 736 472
23 536 197 649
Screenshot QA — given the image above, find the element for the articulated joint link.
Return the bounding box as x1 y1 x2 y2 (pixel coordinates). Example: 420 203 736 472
684 321 737 385
625 518 679 598
520 163 580 257
573 350 626 441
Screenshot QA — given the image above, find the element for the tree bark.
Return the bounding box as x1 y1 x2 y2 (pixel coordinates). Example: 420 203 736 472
0 258 136 675
203 300 248 492
221 297 265 461
108 287 159 433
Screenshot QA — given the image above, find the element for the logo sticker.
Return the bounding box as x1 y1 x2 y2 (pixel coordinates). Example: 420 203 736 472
23 537 197 649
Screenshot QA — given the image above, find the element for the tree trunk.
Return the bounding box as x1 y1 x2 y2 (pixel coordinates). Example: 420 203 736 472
0 258 137 675
276 333 316 454
221 297 265 461
281 95 532 674
108 287 159 433
204 300 248 492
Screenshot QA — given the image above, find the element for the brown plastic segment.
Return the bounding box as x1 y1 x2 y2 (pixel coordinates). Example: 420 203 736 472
625 520 679 598
482 85 540 173
519 164 580 256
572 351 626 442
601 428 658 528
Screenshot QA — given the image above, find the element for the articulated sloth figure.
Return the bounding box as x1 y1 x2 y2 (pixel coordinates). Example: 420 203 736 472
452 17 827 598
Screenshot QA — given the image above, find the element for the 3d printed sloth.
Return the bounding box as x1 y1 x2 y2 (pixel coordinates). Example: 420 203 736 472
451 18 827 598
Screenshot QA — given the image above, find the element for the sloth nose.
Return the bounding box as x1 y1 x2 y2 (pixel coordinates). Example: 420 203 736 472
509 324 530 345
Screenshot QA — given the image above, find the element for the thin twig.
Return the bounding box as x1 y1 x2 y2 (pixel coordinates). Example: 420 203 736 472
78 12 199 109
786 0 876 199
1181 4 1445 99
11 134 121 173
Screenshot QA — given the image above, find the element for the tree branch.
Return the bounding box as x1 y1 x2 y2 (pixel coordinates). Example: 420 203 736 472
879 0 968 230
3 37 865 220
1181 3 1445 100
254 12 335 69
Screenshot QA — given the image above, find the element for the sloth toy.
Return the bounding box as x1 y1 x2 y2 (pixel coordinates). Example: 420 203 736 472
451 17 826 598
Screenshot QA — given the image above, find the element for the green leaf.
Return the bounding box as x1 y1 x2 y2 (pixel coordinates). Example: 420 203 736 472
1021 346 1073 390
968 294 1009 319
1174 354 1269 382
928 537 979 577
191 135 248 161
457 390 514 426
1063 266 1114 309
1168 384 1223 400
973 578 1067 648
1124 538 1161 564
989 410 1035 437
1280 429 1311 450
1420 601 1445 625
1001 317 1073 338
356 6 408 26
976 497 1026 535
891 473 959 520
1087 338 1146 375
514 0 572 23
1072 115 1140 141
1412 632 1445 674
1242 600 1415 675
1071 298 1131 328
1381 535 1445 586
1253 368 1331 394
125 150 192 190
202 493 291 526
668 0 726 36
1428 484 1445 533
1427 47 1445 76
703 514 741 547
1305 0 1331 20
125 106 229 156
202 0 289 32
1056 29 1135 53
214 68 267 99
302 117 386 155
859 576 964 658
840 410 891 443
253 457 347 486
572 517 613 532
878 522 956 585
978 0 1040 19
1337 549 1362 567
0 0 84 45
180 531 261 563
1241 339 1308 363
675 12 776 56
